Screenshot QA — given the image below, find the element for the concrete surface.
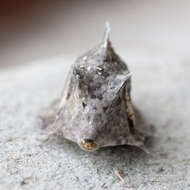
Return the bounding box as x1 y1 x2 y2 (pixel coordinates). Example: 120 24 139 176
0 55 190 190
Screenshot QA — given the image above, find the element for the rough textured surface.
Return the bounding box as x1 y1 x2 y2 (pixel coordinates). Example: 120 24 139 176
0 55 190 190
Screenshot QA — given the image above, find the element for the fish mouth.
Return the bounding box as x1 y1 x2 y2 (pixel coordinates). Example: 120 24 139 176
79 138 98 151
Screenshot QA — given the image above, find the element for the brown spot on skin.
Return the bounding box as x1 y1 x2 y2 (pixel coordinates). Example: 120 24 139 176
80 139 97 150
125 96 135 121
125 95 136 134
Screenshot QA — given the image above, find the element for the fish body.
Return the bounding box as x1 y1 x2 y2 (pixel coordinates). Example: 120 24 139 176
41 24 152 152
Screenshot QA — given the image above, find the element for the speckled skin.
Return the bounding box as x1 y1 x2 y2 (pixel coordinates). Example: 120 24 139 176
41 25 151 152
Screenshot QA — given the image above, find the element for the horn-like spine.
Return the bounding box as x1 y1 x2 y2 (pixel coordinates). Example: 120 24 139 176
102 21 111 48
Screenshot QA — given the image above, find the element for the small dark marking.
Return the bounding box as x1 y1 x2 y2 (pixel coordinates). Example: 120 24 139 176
82 102 87 108
127 116 135 135
103 106 108 112
115 97 121 106
91 94 97 99
66 92 70 100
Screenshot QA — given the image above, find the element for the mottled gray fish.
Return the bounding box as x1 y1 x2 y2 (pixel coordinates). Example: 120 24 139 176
41 23 152 152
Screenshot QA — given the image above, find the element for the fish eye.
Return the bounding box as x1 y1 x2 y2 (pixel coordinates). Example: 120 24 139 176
80 139 97 151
